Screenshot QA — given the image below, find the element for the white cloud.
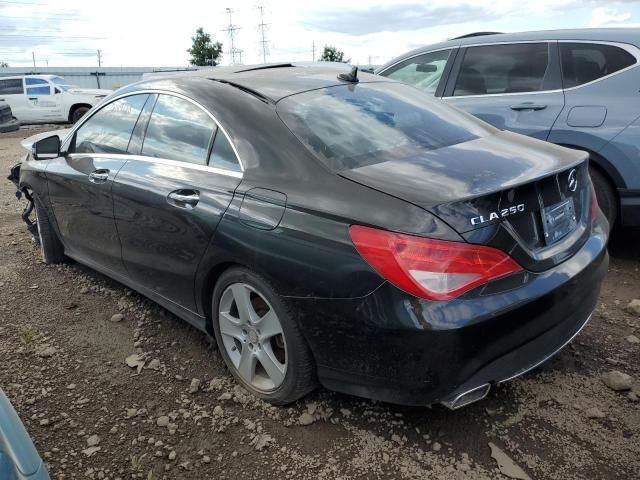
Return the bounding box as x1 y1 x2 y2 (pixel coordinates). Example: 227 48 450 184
590 7 632 27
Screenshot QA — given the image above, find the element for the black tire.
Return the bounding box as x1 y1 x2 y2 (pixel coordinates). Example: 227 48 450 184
33 194 65 264
211 267 316 405
70 106 90 124
589 166 617 229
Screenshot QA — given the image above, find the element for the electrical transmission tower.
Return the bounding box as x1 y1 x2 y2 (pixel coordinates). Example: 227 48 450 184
257 5 269 63
223 8 243 64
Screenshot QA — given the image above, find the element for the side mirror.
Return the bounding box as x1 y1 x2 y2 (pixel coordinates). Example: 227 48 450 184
416 64 437 73
32 135 61 160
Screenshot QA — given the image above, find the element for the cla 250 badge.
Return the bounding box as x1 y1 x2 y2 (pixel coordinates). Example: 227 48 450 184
471 204 525 226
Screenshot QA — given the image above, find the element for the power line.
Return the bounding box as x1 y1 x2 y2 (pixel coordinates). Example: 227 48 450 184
223 7 242 65
257 5 268 64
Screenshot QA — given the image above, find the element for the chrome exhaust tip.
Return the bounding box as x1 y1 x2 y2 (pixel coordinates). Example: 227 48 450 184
440 383 491 410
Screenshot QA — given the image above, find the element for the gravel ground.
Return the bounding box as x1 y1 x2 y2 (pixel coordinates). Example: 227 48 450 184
1 127 639 480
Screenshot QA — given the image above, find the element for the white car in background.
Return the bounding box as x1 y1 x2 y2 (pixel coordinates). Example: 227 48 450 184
0 75 111 124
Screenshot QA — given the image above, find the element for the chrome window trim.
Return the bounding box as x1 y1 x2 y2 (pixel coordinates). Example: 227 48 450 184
61 88 245 173
442 39 640 98
67 152 243 179
376 46 458 76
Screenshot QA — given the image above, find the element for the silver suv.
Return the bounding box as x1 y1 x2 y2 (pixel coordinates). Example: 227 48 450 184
377 29 640 227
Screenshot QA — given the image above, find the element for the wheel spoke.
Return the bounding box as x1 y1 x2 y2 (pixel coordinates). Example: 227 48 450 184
237 346 256 384
219 312 244 341
256 309 283 340
231 284 257 324
257 345 285 386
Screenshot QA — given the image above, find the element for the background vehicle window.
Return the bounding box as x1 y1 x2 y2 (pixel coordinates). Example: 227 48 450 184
26 86 51 96
560 43 636 88
278 82 493 171
382 49 452 95
72 94 148 154
25 78 48 86
454 43 550 96
142 95 215 165
0 79 23 95
208 130 241 171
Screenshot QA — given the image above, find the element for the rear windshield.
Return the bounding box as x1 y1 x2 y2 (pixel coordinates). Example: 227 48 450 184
277 82 493 171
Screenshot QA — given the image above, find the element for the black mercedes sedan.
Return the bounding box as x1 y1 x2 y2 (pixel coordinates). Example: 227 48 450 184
10 64 609 409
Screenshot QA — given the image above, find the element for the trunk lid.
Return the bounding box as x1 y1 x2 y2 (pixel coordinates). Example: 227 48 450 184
339 130 591 272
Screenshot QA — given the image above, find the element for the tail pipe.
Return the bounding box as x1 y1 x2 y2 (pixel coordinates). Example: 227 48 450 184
440 383 491 410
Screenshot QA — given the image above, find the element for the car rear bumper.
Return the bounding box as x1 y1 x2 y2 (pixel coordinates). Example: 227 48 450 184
288 218 608 406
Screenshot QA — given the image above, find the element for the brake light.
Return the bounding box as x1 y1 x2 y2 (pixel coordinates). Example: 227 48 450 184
349 225 522 301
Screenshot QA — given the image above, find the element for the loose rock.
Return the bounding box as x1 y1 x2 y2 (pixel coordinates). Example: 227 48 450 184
626 299 640 316
189 378 201 393
601 370 633 391
298 412 315 426
86 434 100 447
156 416 170 427
110 313 124 323
488 442 531 480
585 407 606 419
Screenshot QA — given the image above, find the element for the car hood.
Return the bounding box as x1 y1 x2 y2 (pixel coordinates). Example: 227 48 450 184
20 128 71 151
66 88 112 96
338 129 586 210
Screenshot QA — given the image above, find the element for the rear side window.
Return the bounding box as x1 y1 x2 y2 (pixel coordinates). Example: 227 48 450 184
208 130 241 172
560 43 636 88
381 49 452 95
72 94 148 154
142 95 215 165
0 79 23 95
454 43 551 96
277 82 493 171
25 78 50 95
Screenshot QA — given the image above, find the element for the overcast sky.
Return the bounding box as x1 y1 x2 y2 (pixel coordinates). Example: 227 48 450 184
1 0 640 68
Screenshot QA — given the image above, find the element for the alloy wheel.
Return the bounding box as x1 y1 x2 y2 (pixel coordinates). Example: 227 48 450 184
218 283 287 391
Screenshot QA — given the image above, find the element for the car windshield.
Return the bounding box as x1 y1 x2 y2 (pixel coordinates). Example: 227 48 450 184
277 81 494 172
50 76 77 91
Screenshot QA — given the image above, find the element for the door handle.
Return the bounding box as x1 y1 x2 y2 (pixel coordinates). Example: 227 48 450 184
167 189 200 209
88 169 109 184
510 103 547 111
28 97 38 101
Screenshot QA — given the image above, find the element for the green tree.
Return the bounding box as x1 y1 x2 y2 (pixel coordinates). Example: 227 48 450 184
187 27 223 66
319 45 346 62
0 62 8 68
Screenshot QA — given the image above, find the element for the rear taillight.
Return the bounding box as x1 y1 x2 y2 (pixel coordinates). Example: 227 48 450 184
349 225 522 301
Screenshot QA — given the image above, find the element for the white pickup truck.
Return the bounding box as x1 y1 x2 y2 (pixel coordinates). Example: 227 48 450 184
0 74 112 124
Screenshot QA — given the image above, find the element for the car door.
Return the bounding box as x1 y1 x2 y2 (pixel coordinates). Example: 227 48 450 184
378 48 457 96
45 93 150 276
23 78 64 122
113 93 243 311
442 42 565 140
0 78 28 120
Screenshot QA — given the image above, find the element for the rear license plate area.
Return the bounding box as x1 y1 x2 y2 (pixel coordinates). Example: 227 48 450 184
541 197 577 245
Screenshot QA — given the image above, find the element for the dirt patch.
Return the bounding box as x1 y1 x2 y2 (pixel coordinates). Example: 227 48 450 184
1 127 639 479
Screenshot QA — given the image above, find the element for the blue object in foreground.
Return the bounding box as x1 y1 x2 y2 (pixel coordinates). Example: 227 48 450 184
0 389 50 480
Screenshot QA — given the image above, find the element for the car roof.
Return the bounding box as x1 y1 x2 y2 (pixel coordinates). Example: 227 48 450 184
133 63 388 102
378 27 640 72
0 74 57 80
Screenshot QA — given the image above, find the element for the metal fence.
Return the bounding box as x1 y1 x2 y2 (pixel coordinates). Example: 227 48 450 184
0 67 199 90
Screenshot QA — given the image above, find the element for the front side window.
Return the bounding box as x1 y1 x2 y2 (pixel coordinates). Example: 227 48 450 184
277 82 493 171
72 94 148 154
142 95 215 165
209 130 241 171
454 43 551 96
381 49 452 95
560 43 636 88
0 79 23 95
